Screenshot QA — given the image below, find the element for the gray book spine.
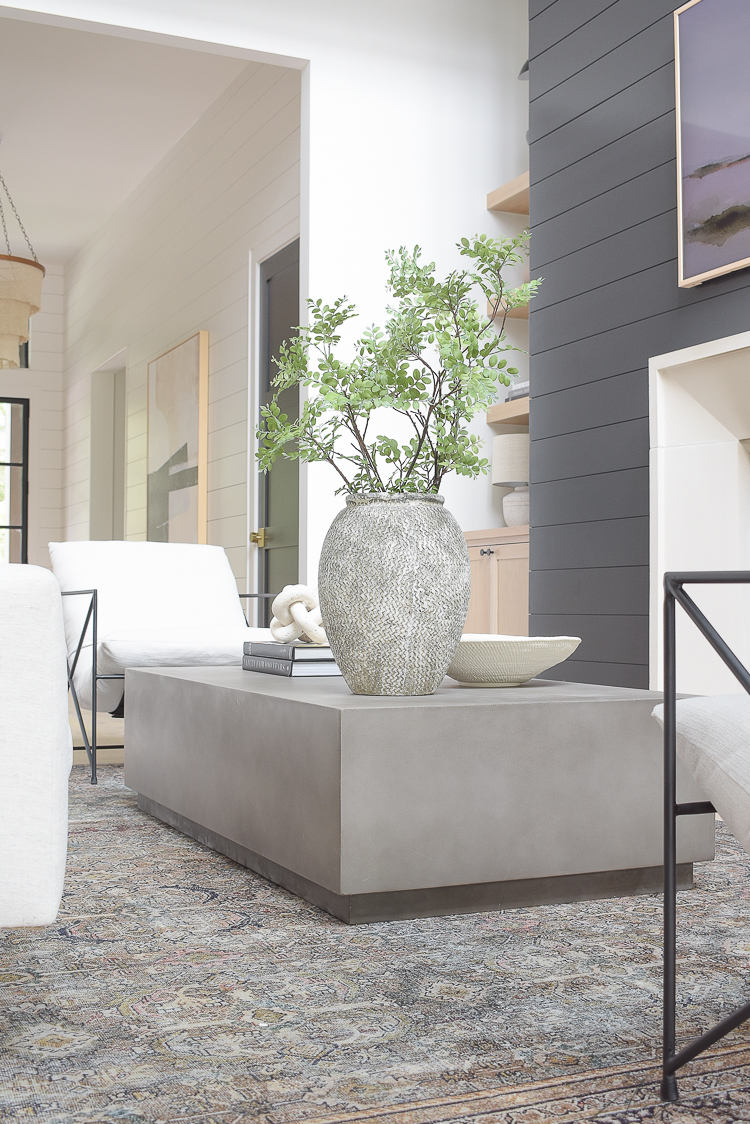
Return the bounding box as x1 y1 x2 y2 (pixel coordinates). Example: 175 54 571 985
242 655 292 676
245 641 333 661
244 642 296 660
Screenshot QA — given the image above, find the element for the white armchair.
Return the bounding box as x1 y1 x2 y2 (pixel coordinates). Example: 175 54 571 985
0 564 71 927
48 541 272 781
655 571 750 1103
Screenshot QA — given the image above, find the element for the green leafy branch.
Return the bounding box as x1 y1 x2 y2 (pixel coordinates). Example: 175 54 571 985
257 231 541 494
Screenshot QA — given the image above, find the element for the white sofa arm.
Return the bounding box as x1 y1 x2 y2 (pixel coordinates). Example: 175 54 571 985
0 565 72 927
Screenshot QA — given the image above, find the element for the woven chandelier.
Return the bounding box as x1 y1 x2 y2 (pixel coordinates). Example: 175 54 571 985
0 167 44 370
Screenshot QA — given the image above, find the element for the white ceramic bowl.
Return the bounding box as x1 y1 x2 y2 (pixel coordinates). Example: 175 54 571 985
446 633 581 687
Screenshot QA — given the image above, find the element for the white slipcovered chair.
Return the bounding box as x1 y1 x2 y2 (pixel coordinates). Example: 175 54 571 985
657 694 750 853
48 541 272 782
654 570 750 1103
0 564 71 927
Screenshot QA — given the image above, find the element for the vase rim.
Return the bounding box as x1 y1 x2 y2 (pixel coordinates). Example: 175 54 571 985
344 491 444 506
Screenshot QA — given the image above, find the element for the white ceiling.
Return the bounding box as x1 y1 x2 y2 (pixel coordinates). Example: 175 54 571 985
0 16 251 263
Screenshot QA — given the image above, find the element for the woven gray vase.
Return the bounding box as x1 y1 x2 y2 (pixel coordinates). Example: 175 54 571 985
318 493 471 696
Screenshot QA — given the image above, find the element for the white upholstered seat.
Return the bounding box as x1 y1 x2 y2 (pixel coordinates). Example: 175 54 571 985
49 541 272 712
0 564 71 927
653 695 750 853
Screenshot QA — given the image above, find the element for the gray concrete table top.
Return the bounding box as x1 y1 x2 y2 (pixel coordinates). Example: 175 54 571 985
129 665 665 708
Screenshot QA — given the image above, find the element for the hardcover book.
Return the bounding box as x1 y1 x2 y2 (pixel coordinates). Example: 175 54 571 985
242 654 341 677
245 641 333 662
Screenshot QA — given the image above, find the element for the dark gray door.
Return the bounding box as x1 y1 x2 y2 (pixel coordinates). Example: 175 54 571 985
0 397 29 564
258 240 299 621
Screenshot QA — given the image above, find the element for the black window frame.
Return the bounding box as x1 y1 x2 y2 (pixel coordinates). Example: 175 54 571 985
0 397 30 563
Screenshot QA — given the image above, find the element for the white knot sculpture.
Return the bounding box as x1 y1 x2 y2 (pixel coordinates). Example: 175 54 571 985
270 584 328 646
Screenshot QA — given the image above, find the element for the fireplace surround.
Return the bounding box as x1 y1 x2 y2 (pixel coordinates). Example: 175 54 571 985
650 330 750 695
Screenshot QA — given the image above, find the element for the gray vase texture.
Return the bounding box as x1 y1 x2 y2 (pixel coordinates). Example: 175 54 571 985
318 493 471 695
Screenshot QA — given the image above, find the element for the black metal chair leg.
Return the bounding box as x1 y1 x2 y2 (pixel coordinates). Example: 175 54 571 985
68 674 93 774
662 585 678 1101
661 1072 679 1102
90 589 97 785
62 588 98 784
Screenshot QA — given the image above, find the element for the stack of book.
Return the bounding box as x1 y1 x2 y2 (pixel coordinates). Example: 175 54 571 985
242 640 341 677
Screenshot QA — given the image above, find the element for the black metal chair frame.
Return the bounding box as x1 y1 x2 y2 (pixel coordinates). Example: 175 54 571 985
662 570 750 1101
63 589 276 786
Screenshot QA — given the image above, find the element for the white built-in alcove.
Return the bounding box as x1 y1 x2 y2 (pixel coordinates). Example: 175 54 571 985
650 330 750 694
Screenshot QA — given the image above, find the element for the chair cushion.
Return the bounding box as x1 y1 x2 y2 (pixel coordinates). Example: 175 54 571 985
652 695 750 854
100 626 272 673
76 626 274 712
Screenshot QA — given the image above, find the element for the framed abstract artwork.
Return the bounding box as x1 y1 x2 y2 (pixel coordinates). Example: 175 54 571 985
147 330 208 543
675 0 750 287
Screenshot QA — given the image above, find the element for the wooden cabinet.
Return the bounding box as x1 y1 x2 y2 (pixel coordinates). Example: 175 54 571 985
463 526 529 635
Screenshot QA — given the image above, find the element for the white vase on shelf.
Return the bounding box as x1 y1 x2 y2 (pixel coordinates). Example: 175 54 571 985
492 432 529 528
502 486 529 527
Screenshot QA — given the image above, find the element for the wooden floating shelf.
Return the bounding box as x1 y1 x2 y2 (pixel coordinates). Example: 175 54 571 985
487 301 529 321
486 395 530 426
487 170 529 215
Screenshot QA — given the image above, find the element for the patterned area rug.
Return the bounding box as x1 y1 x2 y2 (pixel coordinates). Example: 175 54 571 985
2 768 750 1123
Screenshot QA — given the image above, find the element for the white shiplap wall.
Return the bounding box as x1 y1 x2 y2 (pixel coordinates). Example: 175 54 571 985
0 261 64 567
62 61 301 581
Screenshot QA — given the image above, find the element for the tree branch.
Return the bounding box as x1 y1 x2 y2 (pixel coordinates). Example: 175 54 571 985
304 434 353 489
342 405 384 488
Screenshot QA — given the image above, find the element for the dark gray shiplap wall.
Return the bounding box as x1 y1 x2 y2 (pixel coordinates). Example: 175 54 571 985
528 0 750 689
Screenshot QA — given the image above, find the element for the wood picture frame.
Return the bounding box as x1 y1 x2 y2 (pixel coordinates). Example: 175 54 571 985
146 330 208 544
675 0 750 287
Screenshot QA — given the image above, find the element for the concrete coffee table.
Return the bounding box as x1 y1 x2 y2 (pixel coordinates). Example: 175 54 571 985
125 668 713 923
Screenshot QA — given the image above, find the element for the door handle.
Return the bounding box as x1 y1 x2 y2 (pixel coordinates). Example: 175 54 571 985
250 528 266 548
479 548 494 556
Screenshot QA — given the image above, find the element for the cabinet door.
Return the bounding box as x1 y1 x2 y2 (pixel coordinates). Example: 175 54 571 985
464 547 492 632
491 542 529 635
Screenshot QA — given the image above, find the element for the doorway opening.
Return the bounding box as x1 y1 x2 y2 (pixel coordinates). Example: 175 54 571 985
0 9 305 586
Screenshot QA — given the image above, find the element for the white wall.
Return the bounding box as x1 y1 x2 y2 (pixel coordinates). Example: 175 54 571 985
62 61 301 585
0 262 64 567
297 3 530 575
8 0 529 583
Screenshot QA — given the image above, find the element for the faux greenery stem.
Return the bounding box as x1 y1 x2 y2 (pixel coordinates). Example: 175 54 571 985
257 232 541 494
